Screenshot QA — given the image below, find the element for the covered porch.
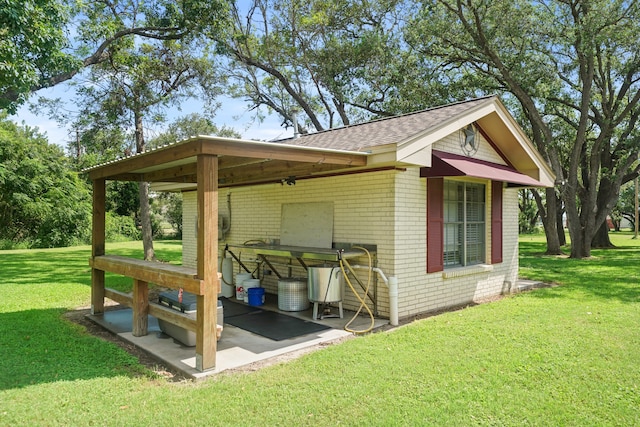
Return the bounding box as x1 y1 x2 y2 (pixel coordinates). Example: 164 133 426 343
87 292 383 379
85 137 370 372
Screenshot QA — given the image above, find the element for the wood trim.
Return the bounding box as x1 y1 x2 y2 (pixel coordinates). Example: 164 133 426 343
426 178 444 273
90 255 204 295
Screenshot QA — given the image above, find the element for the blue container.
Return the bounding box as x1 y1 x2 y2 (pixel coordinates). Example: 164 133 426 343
247 287 265 306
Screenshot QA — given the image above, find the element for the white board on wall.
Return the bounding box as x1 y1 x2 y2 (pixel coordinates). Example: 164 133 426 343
280 202 334 248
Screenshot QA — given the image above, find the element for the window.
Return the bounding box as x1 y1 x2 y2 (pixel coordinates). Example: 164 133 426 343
427 177 500 273
443 180 485 267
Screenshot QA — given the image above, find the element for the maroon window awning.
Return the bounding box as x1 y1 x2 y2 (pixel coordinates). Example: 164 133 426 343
420 150 544 187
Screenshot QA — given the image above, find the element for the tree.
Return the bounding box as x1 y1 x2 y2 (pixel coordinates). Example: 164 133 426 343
0 0 77 113
74 39 214 260
0 115 91 247
407 0 640 258
614 181 639 231
1 0 229 114
150 113 241 148
519 190 540 234
149 113 242 239
218 0 431 134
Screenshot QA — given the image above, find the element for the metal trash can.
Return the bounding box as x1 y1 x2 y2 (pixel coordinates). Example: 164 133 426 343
278 277 309 311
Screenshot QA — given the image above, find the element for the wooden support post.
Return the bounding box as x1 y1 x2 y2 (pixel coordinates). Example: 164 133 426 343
195 154 218 371
132 279 149 336
91 178 106 315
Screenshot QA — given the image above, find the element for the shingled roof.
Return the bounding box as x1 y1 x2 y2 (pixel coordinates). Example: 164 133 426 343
280 96 495 151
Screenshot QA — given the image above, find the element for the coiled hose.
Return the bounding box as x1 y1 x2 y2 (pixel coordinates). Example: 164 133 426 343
340 246 375 334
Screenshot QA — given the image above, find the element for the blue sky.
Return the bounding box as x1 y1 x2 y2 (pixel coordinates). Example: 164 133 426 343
10 83 293 149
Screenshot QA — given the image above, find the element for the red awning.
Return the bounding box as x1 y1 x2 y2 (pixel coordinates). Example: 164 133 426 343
420 150 544 187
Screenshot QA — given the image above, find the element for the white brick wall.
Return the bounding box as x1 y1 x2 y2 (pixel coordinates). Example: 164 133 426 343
181 139 521 320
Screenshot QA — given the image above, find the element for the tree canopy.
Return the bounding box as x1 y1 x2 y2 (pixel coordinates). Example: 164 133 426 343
1 0 229 114
407 0 640 257
0 115 91 247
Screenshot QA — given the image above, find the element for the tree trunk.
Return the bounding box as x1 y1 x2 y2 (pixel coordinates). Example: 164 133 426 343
533 188 562 254
139 181 155 260
591 219 614 248
134 108 155 261
555 200 566 247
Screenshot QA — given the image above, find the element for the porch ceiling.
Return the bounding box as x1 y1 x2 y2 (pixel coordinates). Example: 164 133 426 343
84 136 369 187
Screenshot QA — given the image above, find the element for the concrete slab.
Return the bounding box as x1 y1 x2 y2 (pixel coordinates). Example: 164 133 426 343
88 294 387 379
516 279 545 292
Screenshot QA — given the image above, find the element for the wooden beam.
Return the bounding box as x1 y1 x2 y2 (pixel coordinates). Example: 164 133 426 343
105 288 132 307
200 138 367 166
102 288 197 332
91 178 106 315
149 302 197 331
196 154 218 372
87 140 202 180
90 255 204 295
141 162 198 182
132 279 149 337
86 137 367 182
217 159 349 186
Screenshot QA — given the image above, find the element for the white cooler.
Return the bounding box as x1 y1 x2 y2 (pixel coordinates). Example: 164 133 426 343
157 290 223 346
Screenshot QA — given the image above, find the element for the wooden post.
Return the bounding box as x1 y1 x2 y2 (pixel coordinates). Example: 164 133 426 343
91 178 106 315
132 279 149 336
196 154 218 371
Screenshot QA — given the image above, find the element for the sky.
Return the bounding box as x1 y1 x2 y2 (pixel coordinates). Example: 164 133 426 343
9 83 294 150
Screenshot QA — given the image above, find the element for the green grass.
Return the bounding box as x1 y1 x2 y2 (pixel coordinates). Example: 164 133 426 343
1 237 639 425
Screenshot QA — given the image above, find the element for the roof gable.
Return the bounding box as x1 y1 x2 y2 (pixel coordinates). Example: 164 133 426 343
284 96 555 187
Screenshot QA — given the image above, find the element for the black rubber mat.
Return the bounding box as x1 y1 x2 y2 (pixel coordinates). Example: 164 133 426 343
224 310 331 341
220 298 261 318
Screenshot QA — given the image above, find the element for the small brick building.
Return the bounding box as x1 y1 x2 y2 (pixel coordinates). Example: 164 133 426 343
178 96 554 321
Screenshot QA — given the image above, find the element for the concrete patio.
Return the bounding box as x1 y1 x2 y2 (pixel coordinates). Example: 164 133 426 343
88 293 388 380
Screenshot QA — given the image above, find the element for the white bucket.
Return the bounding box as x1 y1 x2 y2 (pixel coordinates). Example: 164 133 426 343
243 278 261 303
235 273 253 300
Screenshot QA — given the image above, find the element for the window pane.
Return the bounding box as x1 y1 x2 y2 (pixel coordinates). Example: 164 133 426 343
443 180 486 268
444 223 463 266
466 222 485 264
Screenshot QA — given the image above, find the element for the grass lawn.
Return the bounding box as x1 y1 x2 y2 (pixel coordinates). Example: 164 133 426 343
1 236 639 426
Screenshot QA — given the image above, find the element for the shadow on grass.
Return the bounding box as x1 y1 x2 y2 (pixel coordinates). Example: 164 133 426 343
0 308 150 390
0 241 184 294
519 241 640 304
0 241 184 390
0 248 93 288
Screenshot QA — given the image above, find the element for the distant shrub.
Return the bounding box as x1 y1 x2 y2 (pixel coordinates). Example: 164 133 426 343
106 213 140 242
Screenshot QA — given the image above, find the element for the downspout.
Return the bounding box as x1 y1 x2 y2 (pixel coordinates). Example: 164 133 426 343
345 264 399 326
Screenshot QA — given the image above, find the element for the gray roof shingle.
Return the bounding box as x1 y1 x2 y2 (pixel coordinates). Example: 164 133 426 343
280 96 495 151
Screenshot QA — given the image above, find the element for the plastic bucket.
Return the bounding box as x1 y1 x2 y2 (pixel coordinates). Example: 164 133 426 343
243 278 261 303
235 273 253 300
247 287 265 307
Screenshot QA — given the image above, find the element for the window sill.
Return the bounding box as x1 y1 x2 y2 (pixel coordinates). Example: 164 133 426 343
442 264 493 279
